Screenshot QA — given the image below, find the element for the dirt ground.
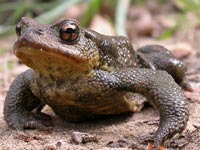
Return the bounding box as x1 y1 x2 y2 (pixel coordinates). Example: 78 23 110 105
1 2 200 150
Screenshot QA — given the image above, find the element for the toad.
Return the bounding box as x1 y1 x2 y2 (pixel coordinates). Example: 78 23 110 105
4 17 189 150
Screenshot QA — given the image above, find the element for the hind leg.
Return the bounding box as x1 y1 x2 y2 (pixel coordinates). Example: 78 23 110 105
137 45 193 91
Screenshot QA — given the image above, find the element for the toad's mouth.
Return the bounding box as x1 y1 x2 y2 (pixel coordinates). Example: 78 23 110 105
13 41 100 74
14 39 88 64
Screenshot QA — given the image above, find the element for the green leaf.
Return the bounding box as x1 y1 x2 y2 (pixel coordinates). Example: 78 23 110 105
177 0 200 19
36 0 82 24
7 60 14 69
4 0 31 25
0 25 15 37
80 0 102 27
158 29 174 40
0 48 5 55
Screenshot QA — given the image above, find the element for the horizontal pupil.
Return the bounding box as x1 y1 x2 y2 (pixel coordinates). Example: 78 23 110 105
65 28 75 33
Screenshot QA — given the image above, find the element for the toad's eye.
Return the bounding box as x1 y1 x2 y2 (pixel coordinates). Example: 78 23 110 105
59 22 80 43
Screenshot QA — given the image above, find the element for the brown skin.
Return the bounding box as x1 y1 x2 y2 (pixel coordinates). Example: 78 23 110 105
4 17 189 150
136 45 192 91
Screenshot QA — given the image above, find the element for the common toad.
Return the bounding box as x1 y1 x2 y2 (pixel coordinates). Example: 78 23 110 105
4 17 189 150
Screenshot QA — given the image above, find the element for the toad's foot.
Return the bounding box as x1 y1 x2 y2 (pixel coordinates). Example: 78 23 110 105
4 70 52 130
7 111 52 130
148 143 165 150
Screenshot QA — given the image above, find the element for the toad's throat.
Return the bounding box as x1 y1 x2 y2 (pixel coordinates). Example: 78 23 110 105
14 46 100 77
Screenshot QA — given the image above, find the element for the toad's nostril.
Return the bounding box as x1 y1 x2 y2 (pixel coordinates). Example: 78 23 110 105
16 24 22 37
37 28 44 35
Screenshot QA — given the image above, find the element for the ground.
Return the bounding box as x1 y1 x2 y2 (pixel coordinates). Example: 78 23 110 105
1 2 200 150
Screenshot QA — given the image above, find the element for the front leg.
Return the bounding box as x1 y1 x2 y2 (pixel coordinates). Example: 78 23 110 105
94 68 188 150
4 69 52 130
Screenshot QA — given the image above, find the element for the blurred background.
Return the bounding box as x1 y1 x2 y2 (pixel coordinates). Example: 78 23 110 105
0 1 200 149
1 0 200 38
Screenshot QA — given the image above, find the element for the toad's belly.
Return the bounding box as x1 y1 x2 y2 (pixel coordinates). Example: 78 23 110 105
31 76 146 121
46 92 146 121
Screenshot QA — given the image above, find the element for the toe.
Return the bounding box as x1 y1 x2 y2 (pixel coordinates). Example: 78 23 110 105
148 143 165 150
